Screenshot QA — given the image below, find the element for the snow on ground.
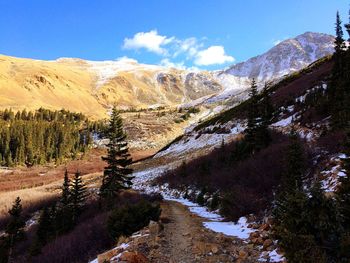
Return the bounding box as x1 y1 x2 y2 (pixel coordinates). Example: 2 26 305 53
87 58 163 88
203 218 253 239
155 121 245 158
321 153 347 192
259 249 285 262
132 164 254 239
271 114 295 127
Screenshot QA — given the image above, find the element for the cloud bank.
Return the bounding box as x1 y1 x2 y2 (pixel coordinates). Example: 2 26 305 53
122 30 235 68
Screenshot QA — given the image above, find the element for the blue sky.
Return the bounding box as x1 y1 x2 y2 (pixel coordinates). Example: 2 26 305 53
0 0 349 70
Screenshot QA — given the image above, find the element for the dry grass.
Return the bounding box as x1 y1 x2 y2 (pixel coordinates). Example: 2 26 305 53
0 148 105 193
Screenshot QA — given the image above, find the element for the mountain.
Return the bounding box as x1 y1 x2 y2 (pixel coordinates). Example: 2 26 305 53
0 55 222 118
209 32 334 104
0 32 334 118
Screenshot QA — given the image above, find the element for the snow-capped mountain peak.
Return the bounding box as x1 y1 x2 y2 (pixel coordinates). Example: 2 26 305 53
221 32 334 83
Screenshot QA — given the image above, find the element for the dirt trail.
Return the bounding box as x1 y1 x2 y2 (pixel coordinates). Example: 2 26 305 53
146 201 259 263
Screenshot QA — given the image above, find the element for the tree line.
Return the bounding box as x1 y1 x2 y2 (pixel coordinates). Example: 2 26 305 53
0 108 93 166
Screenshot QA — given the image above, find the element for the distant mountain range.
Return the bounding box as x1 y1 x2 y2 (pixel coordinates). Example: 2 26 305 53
0 32 334 118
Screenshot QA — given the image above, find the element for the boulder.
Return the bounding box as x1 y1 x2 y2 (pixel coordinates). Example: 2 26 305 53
118 251 149 263
263 239 273 250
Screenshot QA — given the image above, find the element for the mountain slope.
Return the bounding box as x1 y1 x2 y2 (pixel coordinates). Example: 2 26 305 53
208 32 334 105
0 55 222 118
0 32 335 119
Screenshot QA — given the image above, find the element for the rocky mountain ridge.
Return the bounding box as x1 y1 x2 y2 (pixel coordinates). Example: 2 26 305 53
0 32 334 119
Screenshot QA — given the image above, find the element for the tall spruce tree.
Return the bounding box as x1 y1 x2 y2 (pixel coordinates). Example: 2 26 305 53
56 169 73 232
257 82 274 148
306 181 341 262
245 79 259 149
330 11 349 129
30 206 53 255
284 129 306 191
337 132 350 260
99 106 134 207
245 79 272 151
273 131 313 262
5 197 25 262
70 170 88 222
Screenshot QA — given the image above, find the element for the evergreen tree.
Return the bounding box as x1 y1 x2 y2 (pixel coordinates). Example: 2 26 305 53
70 170 88 222
273 131 312 262
306 181 341 261
30 206 53 255
245 78 259 149
330 11 349 129
99 106 134 207
36 207 53 245
284 129 306 191
245 79 272 151
335 11 345 54
337 132 350 260
56 170 73 232
5 197 25 262
61 169 70 207
257 82 274 148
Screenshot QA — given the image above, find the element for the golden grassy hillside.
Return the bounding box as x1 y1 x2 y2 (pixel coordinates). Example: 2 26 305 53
0 55 223 119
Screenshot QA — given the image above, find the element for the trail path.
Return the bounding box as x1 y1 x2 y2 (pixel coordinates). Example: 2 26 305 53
146 200 258 263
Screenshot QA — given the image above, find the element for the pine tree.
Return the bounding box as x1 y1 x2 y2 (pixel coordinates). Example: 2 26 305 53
330 11 349 129
36 207 53 245
257 82 274 148
273 131 313 262
245 79 272 151
99 106 134 207
30 206 53 255
5 197 25 261
335 11 345 54
284 129 306 191
61 169 70 207
56 169 73 232
337 132 350 260
70 170 88 222
306 181 341 261
245 79 259 149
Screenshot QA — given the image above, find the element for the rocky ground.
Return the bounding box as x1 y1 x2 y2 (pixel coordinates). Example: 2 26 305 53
94 201 283 263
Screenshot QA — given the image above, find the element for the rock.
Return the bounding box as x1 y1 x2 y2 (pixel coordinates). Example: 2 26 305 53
238 250 248 259
211 244 219 254
149 221 161 236
249 231 259 239
251 237 258 244
266 245 275 251
252 223 260 229
257 237 264 245
259 223 270 231
98 249 119 263
263 239 273 249
118 251 149 263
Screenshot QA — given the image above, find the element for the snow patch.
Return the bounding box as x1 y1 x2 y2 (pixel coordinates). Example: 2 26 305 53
155 121 245 158
203 217 254 239
259 249 285 262
271 115 294 127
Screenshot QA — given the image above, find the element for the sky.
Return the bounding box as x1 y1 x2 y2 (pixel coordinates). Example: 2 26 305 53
0 0 349 70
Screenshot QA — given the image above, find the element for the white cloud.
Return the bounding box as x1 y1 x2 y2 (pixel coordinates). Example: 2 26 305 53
173 37 202 58
122 30 235 68
159 58 185 69
123 30 174 55
194 46 234 66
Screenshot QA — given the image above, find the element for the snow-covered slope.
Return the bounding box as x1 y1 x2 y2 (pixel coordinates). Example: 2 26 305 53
208 32 334 104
